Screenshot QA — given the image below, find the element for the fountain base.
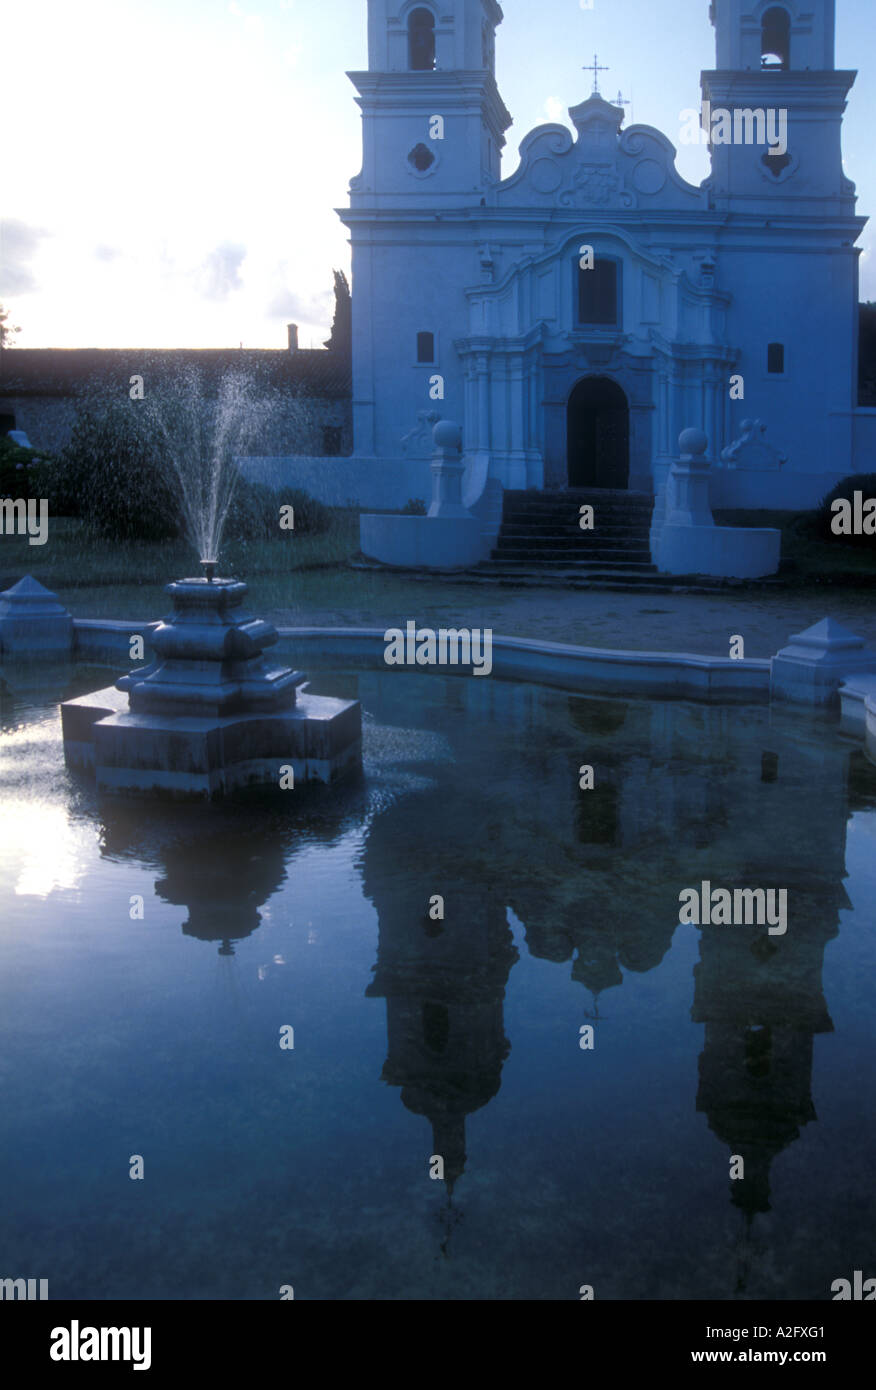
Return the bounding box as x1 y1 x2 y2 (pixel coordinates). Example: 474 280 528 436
61 574 362 800
63 683 361 799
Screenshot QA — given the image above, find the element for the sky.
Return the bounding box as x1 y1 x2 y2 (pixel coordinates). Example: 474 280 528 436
2 0 874 349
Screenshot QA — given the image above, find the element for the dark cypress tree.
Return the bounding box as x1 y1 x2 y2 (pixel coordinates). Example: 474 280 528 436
324 270 352 356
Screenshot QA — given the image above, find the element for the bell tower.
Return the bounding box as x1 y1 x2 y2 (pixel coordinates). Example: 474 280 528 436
702 0 857 213
348 0 512 207
709 0 836 70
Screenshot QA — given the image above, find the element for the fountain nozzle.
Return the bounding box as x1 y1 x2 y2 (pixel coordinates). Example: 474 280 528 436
201 559 217 584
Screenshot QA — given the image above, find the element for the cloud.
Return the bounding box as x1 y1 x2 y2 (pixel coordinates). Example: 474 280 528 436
94 244 119 262
0 218 50 295
227 2 264 38
544 97 565 124
200 242 247 299
267 286 332 321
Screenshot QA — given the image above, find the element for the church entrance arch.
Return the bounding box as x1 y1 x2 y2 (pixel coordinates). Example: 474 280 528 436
567 377 630 489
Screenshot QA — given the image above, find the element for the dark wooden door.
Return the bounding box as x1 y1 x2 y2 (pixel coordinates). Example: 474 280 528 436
567 377 629 488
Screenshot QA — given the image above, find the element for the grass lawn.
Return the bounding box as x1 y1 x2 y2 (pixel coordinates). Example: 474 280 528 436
0 512 361 617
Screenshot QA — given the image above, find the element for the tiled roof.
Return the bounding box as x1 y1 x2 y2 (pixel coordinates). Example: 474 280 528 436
0 347 352 399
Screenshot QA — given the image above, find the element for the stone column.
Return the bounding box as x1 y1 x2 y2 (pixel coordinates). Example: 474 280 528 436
704 365 717 457
657 369 670 457
476 354 490 453
508 357 527 490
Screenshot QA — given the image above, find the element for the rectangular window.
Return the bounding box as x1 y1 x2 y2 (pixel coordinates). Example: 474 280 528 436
577 260 619 326
417 331 435 364
767 342 785 374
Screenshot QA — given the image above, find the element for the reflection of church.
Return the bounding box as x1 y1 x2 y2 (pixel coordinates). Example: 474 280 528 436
354 670 873 1225
99 667 875 1247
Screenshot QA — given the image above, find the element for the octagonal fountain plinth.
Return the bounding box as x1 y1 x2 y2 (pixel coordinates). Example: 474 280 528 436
61 574 362 800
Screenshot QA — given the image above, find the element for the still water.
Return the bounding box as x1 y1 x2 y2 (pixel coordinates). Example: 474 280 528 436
1 664 875 1300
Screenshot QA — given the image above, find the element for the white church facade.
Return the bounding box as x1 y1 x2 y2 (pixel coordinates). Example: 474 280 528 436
336 0 872 536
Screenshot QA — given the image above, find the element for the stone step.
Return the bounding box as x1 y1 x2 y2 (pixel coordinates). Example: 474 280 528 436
478 487 660 585
500 517 653 530
503 488 654 502
503 514 652 531
472 567 667 585
503 503 654 520
492 547 653 563
457 572 714 593
496 531 651 546
482 557 658 571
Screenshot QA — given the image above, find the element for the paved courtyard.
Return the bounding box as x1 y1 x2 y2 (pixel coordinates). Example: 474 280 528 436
265 573 876 660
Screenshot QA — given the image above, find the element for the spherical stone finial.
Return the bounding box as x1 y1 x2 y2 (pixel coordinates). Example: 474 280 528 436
433 418 462 453
679 427 708 458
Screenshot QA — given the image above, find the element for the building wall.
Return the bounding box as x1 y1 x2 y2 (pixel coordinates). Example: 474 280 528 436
0 392 352 459
0 397 78 454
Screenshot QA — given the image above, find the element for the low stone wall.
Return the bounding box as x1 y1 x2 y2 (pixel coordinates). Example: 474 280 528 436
70 618 770 703
278 629 771 702
359 514 489 569
239 455 431 510
659 522 781 579
708 468 841 510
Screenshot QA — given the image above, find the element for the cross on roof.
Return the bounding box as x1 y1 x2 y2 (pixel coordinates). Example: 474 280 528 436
584 53 609 96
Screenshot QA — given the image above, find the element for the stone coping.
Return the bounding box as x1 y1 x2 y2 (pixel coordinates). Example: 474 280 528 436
72 619 770 703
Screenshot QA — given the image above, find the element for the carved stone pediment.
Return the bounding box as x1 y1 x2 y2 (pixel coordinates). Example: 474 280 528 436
495 93 702 212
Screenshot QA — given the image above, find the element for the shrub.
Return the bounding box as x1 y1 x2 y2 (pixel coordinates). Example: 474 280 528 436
0 435 41 495
400 497 427 515
815 472 876 548
0 436 80 516
224 481 332 543
60 391 181 541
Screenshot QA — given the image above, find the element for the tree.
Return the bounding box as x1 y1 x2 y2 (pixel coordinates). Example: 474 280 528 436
323 270 351 355
0 303 20 348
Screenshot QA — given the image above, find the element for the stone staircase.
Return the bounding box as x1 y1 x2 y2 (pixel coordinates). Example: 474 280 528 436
472 488 664 587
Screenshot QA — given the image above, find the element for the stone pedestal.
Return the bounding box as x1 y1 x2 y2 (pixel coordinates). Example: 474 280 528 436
665 428 714 528
360 418 488 569
771 619 876 707
0 575 74 657
656 430 781 579
428 420 469 519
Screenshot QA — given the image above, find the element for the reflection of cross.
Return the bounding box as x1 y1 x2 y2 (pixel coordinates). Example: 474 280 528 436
584 53 609 95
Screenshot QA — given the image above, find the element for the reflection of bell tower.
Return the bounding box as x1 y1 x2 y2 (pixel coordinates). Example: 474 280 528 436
363 794 518 1194
367 885 516 1193
693 884 841 1222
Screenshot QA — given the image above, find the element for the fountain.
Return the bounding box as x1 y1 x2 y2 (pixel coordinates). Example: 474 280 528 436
61 368 361 800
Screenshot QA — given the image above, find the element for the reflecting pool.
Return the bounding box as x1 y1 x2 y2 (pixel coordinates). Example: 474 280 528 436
1 664 875 1300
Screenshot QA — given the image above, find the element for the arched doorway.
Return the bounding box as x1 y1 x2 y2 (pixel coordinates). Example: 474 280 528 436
567 377 629 489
